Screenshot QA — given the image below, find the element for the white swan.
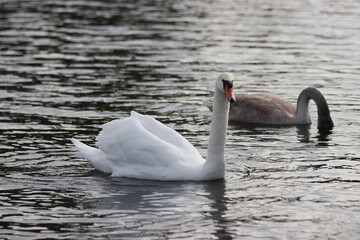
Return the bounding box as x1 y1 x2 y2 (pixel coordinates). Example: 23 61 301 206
71 73 236 181
204 87 333 129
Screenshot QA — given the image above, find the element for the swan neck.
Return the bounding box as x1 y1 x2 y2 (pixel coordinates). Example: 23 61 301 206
295 88 333 128
295 91 311 123
204 89 230 178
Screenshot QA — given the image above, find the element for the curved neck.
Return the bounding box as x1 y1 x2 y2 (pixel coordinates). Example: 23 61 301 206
295 87 333 129
204 89 230 178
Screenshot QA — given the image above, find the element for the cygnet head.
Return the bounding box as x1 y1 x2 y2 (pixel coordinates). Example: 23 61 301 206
216 72 236 103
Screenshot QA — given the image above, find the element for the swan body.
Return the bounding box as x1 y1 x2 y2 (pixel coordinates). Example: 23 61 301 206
204 87 333 129
72 73 235 181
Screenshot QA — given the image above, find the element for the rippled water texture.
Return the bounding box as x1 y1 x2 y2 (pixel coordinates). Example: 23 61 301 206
1 0 360 239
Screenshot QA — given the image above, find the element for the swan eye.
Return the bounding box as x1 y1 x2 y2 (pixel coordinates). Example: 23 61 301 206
222 79 233 89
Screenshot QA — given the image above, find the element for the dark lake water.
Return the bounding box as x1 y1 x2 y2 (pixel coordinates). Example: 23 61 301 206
1 0 359 239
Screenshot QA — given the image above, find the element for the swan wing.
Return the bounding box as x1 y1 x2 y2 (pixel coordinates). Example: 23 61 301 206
95 111 204 179
129 111 202 155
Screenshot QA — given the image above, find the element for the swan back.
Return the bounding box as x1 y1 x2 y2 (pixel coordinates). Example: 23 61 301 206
229 94 296 124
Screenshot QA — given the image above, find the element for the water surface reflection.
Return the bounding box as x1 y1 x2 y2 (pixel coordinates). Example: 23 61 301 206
0 0 359 239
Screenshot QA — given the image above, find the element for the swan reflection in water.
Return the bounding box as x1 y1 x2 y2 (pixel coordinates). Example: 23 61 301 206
230 122 333 146
296 124 333 145
80 175 232 239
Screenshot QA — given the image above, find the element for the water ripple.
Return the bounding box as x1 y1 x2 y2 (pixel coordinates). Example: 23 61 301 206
1 0 359 239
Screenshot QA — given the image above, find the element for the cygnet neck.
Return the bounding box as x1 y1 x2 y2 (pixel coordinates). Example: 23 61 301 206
295 87 333 129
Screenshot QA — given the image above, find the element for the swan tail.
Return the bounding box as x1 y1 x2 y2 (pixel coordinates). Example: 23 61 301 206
71 138 112 173
203 100 213 111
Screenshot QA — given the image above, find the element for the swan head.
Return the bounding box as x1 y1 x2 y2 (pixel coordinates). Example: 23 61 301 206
216 72 236 103
318 114 334 130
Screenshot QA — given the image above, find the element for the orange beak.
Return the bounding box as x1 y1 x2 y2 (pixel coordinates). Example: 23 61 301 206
225 85 236 103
